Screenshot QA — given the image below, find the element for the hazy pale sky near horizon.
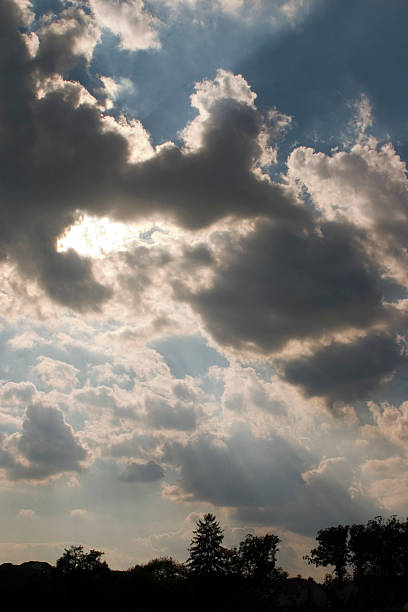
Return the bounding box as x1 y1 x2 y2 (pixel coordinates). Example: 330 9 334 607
1 0 408 578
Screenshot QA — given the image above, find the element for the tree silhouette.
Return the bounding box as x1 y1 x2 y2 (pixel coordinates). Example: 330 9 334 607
130 557 187 582
56 545 109 574
304 525 349 581
349 516 407 579
187 513 225 576
239 533 280 582
398 518 408 579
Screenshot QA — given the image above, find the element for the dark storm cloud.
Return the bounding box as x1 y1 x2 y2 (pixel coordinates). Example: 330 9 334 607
0 0 306 310
281 333 405 406
35 248 113 310
120 99 308 230
0 1 123 308
118 460 164 483
6 403 87 480
185 220 386 353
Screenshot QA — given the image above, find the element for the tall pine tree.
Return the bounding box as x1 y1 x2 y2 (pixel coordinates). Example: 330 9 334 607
187 513 225 576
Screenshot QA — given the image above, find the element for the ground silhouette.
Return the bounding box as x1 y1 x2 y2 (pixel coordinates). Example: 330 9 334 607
2 514 408 611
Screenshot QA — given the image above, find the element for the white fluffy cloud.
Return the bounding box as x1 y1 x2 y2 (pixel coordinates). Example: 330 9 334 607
33 356 80 391
89 0 161 51
181 69 290 162
36 4 101 67
287 138 408 285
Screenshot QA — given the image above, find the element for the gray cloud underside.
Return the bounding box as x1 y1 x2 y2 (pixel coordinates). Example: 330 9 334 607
185 220 391 352
0 403 87 480
178 219 405 403
164 429 305 507
118 460 164 483
281 333 406 405
164 430 379 534
146 397 197 431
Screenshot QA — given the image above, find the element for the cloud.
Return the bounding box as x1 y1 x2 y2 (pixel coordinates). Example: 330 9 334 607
33 356 80 391
163 427 306 508
233 458 379 534
0 5 302 309
89 0 161 51
118 460 164 482
155 0 318 21
180 69 257 150
145 397 196 431
19 508 36 518
0 433 16 469
180 69 291 168
151 335 228 378
287 139 408 285
8 331 49 350
163 427 378 534
292 456 375 531
98 75 137 110
0 381 36 404
107 432 162 459
30 0 161 73
34 4 101 74
280 0 316 23
6 402 87 481
158 0 246 13
0 1 123 308
121 96 301 230
281 333 405 406
0 412 22 434
368 401 408 448
70 508 89 518
13 0 33 25
1 0 407 413
185 219 387 354
2 0 408 574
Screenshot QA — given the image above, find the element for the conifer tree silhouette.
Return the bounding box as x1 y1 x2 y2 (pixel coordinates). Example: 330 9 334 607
187 513 225 576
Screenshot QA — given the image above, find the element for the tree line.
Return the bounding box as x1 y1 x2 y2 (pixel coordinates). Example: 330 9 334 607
305 515 408 582
57 513 284 583
56 513 408 585
4 513 408 611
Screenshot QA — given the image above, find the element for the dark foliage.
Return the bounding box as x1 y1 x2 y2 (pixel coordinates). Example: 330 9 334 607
56 544 109 575
348 515 408 579
129 556 187 582
187 513 225 576
239 533 281 581
304 524 349 581
4 513 408 611
306 514 408 583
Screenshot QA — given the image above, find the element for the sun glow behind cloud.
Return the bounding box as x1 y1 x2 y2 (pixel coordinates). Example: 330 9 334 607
57 215 150 257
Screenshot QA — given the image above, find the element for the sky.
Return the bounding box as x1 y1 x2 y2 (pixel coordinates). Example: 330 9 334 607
0 0 408 578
